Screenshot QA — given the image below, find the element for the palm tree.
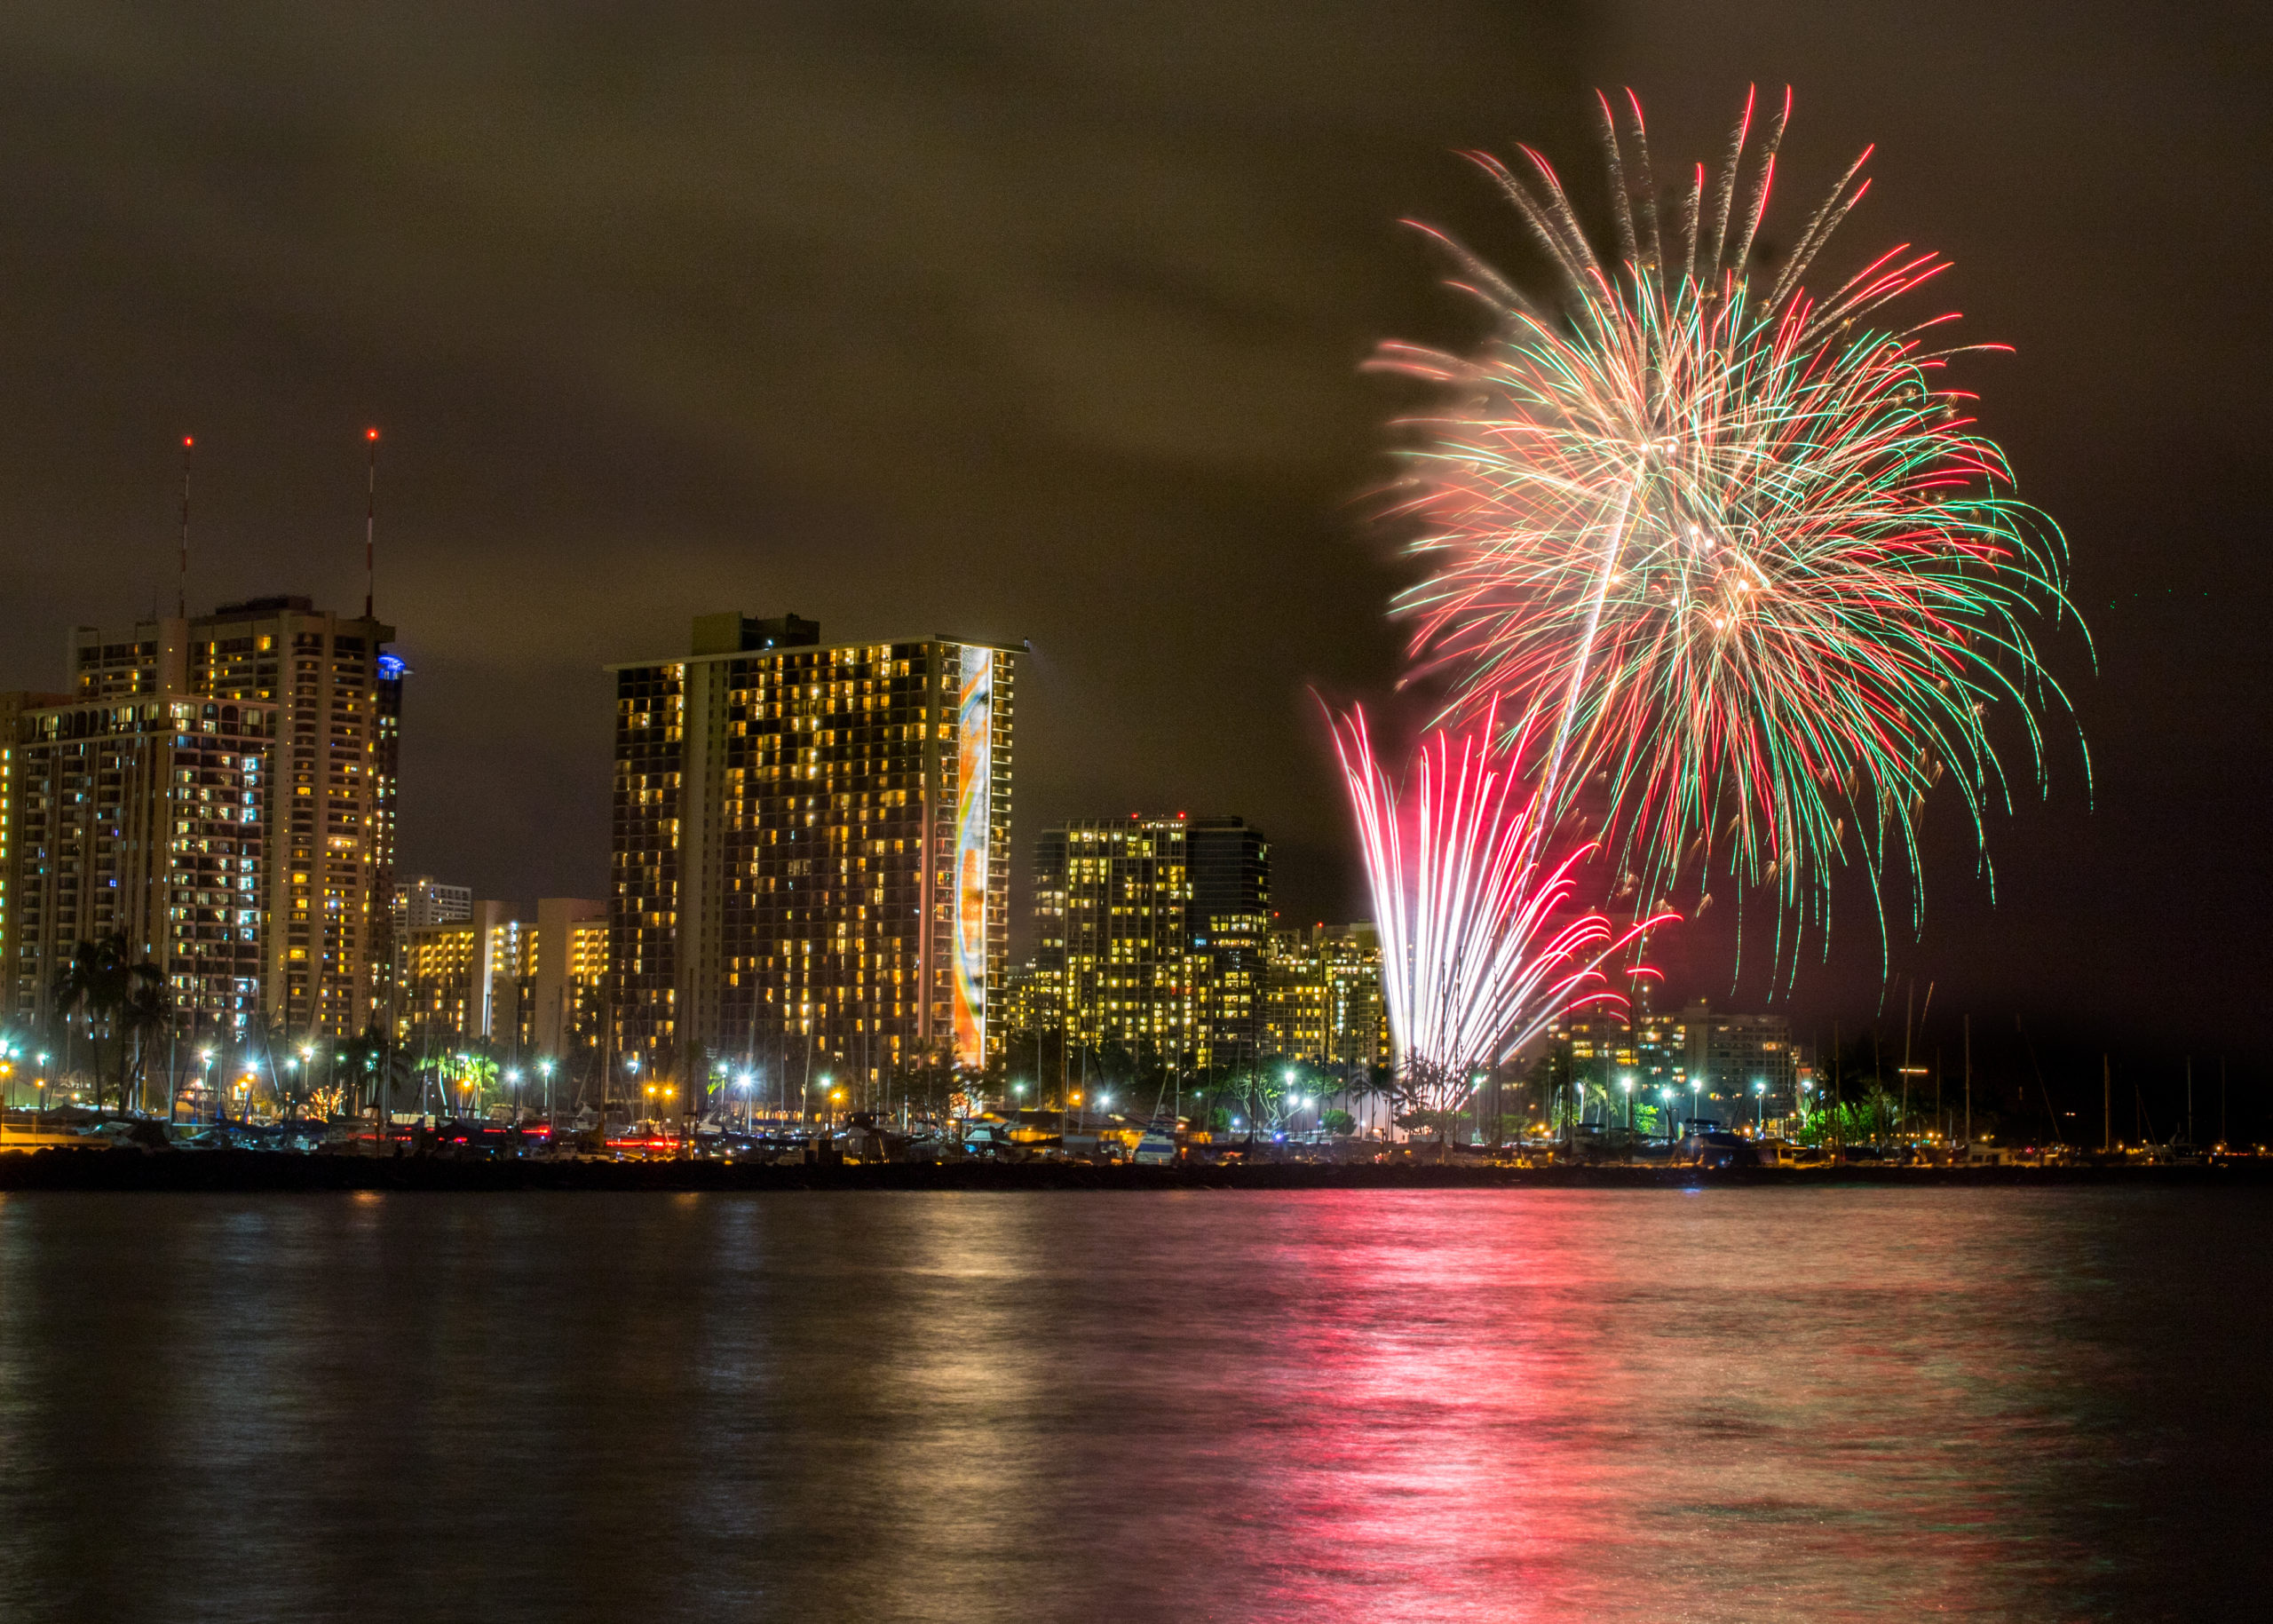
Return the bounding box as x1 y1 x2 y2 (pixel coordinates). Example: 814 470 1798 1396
337 1021 392 1121
122 979 174 1115
51 933 164 1114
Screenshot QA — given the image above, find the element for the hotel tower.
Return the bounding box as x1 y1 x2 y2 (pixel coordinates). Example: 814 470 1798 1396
608 613 1017 1089
44 597 404 1038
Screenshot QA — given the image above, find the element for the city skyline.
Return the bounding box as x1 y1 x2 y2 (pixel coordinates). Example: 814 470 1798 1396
0 13 2264 1624
0 5 2259 1074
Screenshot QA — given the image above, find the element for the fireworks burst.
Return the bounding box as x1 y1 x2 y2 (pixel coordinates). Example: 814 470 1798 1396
1373 88 2084 949
1328 703 1671 1112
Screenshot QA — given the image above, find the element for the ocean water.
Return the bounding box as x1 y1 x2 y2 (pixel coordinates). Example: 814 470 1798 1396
0 1188 2264 1621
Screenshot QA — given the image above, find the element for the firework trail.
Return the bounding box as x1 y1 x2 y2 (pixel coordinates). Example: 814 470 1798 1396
1372 88 2085 950
1328 703 1672 1111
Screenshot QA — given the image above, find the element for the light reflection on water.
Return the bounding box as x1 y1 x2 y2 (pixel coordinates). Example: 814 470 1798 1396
0 1188 2264 1622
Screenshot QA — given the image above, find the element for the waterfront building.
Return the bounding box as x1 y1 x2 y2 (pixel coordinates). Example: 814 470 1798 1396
608 613 1017 1092
398 901 527 1051
532 896 606 1061
0 690 69 999
1032 812 1271 1075
66 597 402 1037
1262 923 1383 1074
1263 926 1329 1062
396 897 606 1065
997 957 1041 1046
1187 816 1269 1071
1320 924 1388 1074
1678 1000 1799 1105
1548 998 1800 1121
394 875 471 930
0 693 274 1041
1032 816 1194 1060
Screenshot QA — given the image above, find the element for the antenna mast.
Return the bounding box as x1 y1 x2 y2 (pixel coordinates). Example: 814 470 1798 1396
364 427 379 618
178 436 193 617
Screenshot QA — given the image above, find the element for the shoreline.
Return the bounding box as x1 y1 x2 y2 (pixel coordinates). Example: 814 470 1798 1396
0 1147 2266 1193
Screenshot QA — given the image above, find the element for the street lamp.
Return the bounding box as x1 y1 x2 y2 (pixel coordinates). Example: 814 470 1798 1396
1753 1079 1767 1134
1659 1086 1675 1145
539 1058 555 1125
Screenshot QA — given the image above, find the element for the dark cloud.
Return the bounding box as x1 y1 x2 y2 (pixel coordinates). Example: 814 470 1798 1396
0 0 1591 914
0 1 2262 1061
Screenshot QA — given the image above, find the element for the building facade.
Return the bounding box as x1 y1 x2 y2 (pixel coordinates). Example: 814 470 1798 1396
1030 813 1271 1074
609 614 1017 1089
1678 1001 1799 1103
398 901 526 1052
1186 816 1269 1071
1263 923 1387 1075
395 875 471 931
67 597 402 1037
1032 816 1194 1059
395 898 606 1064
532 896 606 1061
1549 999 1801 1120
1 695 273 1041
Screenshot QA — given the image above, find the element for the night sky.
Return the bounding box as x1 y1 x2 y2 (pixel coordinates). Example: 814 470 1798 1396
0 4 2263 1093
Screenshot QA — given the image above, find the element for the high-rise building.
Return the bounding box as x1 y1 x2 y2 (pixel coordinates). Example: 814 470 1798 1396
531 896 606 1060
1264 926 1330 1061
1264 923 1386 1073
1 694 273 1040
1033 816 1194 1058
399 900 525 1050
1319 924 1388 1074
1186 816 1268 1070
1676 1000 1798 1104
395 898 606 1066
395 875 472 931
608 613 1016 1089
67 598 403 1037
1547 1000 1801 1118
1032 812 1272 1075
0 689 68 996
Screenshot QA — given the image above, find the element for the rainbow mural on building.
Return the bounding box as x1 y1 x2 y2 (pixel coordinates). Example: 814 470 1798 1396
951 646 993 1067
